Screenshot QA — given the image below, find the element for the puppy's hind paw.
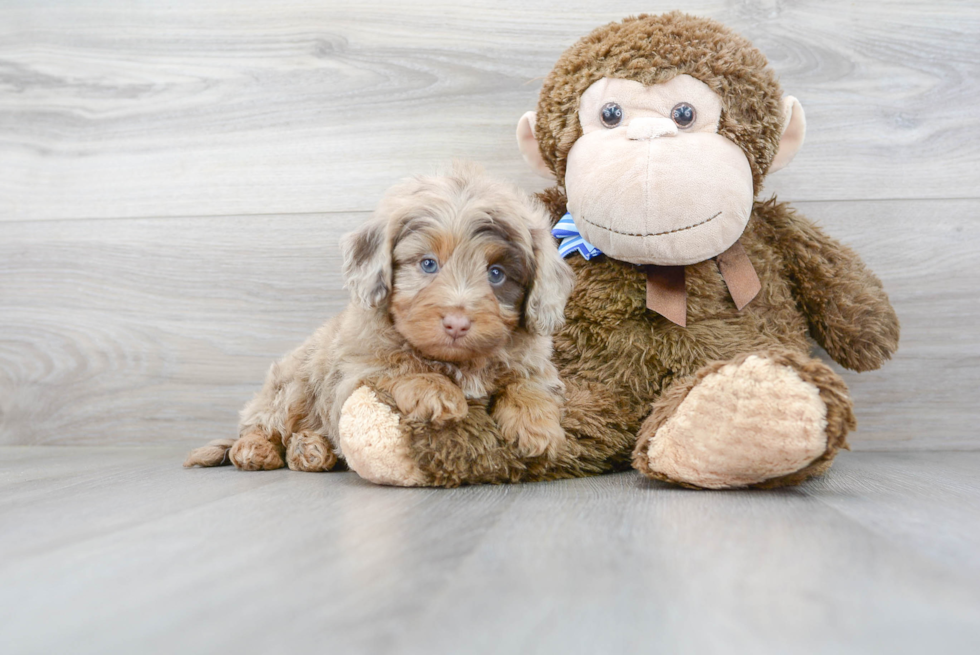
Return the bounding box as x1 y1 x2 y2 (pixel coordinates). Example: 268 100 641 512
286 431 338 472
228 432 285 471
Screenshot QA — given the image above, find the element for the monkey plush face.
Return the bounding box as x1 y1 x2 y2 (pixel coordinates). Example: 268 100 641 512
516 12 806 268
565 74 753 266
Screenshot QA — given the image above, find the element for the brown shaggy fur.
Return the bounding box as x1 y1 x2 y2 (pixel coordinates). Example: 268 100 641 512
534 12 785 195
184 163 575 471
353 13 899 488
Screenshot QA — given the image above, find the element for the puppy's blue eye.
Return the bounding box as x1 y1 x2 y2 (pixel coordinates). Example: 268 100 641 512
488 266 506 286
420 258 439 274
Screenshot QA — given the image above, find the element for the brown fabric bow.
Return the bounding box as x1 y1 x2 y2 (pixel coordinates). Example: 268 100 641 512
645 240 761 327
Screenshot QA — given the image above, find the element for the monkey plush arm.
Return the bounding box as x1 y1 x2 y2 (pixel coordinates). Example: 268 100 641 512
762 201 900 372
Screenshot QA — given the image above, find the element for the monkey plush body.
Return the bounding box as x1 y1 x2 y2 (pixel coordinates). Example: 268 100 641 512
337 12 899 489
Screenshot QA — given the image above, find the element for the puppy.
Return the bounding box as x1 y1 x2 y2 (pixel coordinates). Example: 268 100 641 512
184 162 576 472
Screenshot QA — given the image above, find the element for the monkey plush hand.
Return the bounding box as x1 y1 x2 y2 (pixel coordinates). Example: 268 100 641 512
338 12 899 489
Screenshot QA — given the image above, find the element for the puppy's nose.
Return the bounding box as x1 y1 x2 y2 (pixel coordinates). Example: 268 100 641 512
442 313 471 339
627 117 678 140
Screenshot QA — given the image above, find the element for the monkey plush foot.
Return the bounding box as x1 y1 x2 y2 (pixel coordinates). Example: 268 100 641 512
338 386 427 486
632 350 855 489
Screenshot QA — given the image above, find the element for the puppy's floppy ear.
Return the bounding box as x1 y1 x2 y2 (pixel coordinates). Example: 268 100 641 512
523 204 576 336
341 214 392 309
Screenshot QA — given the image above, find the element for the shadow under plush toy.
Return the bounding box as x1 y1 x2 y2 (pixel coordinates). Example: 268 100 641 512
336 12 900 489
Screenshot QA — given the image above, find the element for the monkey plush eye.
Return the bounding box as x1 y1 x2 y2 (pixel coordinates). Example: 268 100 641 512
671 103 697 128
487 265 507 286
420 258 439 274
600 102 624 128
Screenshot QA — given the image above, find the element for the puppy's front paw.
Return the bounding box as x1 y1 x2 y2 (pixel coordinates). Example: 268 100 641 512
493 393 565 458
390 374 468 424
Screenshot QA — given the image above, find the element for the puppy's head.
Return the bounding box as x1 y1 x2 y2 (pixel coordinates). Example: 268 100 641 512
342 162 575 362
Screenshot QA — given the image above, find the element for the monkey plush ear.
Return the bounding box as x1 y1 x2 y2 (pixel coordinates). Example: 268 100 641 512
517 111 557 180
341 216 392 309
770 96 806 173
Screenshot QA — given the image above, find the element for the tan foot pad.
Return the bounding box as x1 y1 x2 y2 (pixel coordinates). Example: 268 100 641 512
339 387 426 487
648 355 829 488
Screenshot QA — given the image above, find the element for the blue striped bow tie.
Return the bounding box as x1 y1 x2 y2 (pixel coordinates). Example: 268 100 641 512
552 213 602 260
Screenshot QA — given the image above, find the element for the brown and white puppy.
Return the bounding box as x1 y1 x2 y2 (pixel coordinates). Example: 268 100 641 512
184 162 575 472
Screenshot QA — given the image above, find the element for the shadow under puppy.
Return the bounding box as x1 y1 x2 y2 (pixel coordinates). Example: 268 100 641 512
185 163 575 472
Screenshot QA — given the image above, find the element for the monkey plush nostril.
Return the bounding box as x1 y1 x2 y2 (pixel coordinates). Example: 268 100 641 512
626 117 678 141
442 313 472 339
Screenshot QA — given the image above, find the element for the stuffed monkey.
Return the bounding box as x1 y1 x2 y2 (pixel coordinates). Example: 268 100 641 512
338 12 899 489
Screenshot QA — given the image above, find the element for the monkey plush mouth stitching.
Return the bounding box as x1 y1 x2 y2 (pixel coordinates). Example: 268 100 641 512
578 211 722 238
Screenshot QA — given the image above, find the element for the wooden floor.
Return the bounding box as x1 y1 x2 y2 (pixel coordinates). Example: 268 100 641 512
1 448 978 655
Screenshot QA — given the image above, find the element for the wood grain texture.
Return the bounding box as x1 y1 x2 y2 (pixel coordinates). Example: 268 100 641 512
0 448 978 654
0 199 975 448
0 211 366 446
1 1 977 450
1 0 978 221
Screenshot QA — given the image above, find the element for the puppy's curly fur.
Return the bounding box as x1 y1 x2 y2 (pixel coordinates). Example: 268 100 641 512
184 163 575 471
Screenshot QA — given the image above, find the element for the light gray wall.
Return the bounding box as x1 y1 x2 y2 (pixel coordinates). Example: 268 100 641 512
1 1 977 448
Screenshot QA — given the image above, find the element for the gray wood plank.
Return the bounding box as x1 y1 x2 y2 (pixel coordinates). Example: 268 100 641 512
0 448 978 655
402 456 980 655
0 211 366 446
0 447 523 655
802 451 980 580
1 199 977 449
1 0 977 222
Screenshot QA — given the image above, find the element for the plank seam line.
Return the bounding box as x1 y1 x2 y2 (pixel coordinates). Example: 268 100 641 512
1 197 979 225
0 210 373 225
